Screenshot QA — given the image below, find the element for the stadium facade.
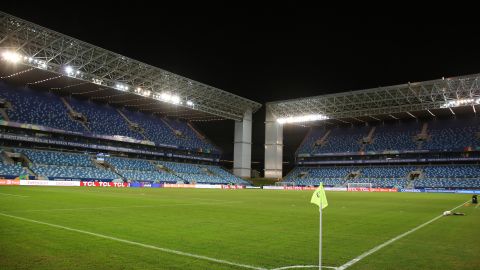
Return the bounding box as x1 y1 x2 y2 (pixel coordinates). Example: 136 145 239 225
1 10 480 190
266 75 480 189
0 11 260 183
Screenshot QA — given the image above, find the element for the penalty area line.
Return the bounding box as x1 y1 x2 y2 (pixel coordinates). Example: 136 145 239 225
336 200 470 270
0 212 265 270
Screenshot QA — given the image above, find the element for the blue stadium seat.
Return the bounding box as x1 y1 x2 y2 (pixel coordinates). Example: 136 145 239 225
0 83 85 132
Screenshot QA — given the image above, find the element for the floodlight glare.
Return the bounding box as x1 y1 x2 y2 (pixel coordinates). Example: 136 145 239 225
161 92 172 101
441 98 476 108
2 51 22 63
276 114 329 124
171 95 180 104
65 66 73 74
186 100 194 106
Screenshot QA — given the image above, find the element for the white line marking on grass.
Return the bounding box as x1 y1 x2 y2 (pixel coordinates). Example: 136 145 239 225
8 201 242 213
271 265 337 269
0 212 266 270
475 203 479 209
9 205 156 212
0 192 29 198
336 200 469 270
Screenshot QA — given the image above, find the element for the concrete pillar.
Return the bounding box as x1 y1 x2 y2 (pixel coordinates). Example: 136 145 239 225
264 106 283 179
233 109 252 178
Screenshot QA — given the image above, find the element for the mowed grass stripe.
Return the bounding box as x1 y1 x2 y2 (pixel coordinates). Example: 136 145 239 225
0 212 266 270
0 187 476 269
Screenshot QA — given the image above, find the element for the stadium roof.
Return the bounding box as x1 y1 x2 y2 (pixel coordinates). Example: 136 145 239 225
0 11 261 121
267 73 480 125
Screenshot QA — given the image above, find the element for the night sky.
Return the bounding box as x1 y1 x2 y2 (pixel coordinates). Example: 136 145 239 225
3 4 480 172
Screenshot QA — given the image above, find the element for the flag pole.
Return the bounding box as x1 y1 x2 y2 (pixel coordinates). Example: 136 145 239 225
319 199 322 270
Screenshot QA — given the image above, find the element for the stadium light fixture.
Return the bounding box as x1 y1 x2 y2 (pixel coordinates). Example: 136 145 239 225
151 92 181 105
186 100 194 106
92 78 103 85
142 90 151 97
65 66 74 75
441 98 476 108
115 83 129 91
276 114 329 124
171 95 181 105
1 51 22 63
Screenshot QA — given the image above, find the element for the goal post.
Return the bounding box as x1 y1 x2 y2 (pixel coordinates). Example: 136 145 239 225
347 182 372 191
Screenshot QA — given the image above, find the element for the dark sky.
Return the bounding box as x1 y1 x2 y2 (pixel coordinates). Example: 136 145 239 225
3 4 480 172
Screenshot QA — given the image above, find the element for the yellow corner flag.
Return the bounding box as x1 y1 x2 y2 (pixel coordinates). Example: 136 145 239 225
311 183 328 209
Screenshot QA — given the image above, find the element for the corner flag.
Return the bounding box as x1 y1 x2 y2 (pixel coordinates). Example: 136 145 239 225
311 183 328 270
311 183 328 209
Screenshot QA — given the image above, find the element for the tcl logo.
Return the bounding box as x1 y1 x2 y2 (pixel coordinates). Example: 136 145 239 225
81 181 128 187
82 181 97 186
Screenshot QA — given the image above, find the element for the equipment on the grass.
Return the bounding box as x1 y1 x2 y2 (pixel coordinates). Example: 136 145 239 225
443 211 465 216
347 182 372 191
473 195 478 204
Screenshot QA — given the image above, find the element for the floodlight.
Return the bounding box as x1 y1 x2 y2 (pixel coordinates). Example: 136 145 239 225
186 100 194 106
276 114 329 124
65 66 73 74
2 51 22 63
171 95 180 104
441 98 476 108
161 92 172 101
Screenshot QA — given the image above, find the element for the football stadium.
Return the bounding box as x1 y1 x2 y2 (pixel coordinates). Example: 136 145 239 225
1 9 480 270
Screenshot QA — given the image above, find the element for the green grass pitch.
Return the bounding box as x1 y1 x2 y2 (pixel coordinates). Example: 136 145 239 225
0 186 479 270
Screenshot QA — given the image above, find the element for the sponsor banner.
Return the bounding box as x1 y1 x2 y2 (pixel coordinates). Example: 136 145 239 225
262 186 285 190
20 180 50 186
399 188 424 193
371 188 398 192
51 181 81 186
80 181 129 187
0 179 20 185
324 187 347 191
284 186 317 190
19 180 81 186
194 184 222 189
348 187 398 192
246 186 261 189
454 190 480 194
222 185 245 189
263 186 341 191
163 183 196 188
348 187 371 192
129 182 163 188
424 189 456 193
129 182 162 188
